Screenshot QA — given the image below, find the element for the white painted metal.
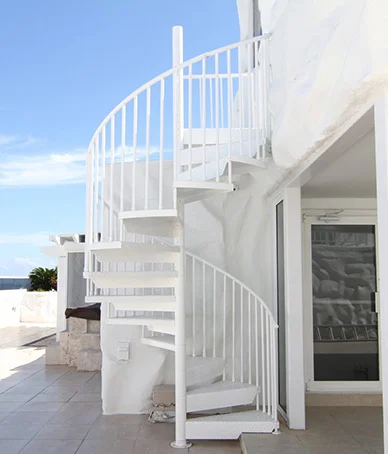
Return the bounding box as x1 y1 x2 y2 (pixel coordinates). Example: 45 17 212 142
141 335 176 352
187 381 258 412
186 410 278 439
85 270 178 288
89 241 180 263
83 26 276 444
374 91 388 454
284 187 305 429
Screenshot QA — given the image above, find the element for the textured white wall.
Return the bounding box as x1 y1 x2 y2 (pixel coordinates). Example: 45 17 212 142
20 292 57 324
255 0 388 168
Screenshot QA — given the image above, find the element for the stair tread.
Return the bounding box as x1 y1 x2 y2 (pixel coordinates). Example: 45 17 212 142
86 295 176 303
142 335 175 346
187 381 257 395
86 271 178 278
187 410 273 423
89 241 180 253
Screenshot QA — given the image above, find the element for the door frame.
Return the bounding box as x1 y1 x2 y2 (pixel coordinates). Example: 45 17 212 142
303 213 381 393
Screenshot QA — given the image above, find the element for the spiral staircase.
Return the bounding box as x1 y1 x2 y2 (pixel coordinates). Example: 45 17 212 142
84 27 278 447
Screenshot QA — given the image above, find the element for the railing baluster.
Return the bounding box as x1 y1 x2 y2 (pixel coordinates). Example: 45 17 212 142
202 262 206 357
261 305 266 413
192 257 196 357
209 74 214 130
240 286 244 383
223 274 226 380
266 311 270 415
220 76 224 129
227 49 232 183
248 293 252 385
248 43 253 159
109 117 115 241
201 58 206 180
238 44 244 156
120 106 126 217
159 79 165 209
132 96 138 211
94 139 99 243
255 299 259 410
232 280 236 381
188 64 193 180
213 268 216 358
215 54 220 182
145 87 151 210
101 126 106 241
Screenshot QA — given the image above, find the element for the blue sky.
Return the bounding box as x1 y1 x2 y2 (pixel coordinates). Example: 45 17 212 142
0 0 239 276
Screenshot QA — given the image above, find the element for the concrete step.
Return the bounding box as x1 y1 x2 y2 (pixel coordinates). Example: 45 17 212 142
76 349 102 372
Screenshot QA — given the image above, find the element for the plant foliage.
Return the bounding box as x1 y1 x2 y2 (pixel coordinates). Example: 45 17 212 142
28 267 57 292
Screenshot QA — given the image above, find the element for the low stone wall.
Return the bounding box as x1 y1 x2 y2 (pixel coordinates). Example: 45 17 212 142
0 290 23 327
46 317 102 372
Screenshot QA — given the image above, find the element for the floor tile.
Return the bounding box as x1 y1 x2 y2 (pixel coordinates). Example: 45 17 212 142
86 423 140 440
42 385 82 394
29 392 76 403
0 424 42 440
76 439 136 454
2 411 56 425
34 424 91 440
0 402 24 412
189 440 241 453
241 432 302 447
48 402 101 425
69 393 101 402
137 422 175 441
19 439 82 454
0 411 12 422
133 438 188 454
17 401 65 412
0 394 36 403
296 429 359 447
94 414 145 425
0 439 29 454
303 445 370 454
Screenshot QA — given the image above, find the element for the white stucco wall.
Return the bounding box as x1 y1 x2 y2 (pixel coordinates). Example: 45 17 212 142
0 290 23 327
255 0 388 169
20 292 57 323
0 290 57 325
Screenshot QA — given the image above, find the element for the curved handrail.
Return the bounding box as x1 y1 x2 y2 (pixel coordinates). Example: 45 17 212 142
186 250 277 326
88 33 270 148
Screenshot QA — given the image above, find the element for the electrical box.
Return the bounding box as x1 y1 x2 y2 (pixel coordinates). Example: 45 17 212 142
117 342 130 361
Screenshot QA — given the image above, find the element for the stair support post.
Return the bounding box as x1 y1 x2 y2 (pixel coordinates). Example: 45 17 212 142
171 200 192 449
172 25 184 190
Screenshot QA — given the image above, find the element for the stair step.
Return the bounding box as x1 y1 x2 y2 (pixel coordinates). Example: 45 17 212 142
84 271 178 289
176 155 266 184
86 295 176 312
182 128 260 147
119 209 179 238
187 381 257 413
141 335 175 352
186 410 277 439
106 315 174 330
89 241 180 263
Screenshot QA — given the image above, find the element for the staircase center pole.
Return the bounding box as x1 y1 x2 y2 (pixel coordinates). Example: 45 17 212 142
171 25 191 449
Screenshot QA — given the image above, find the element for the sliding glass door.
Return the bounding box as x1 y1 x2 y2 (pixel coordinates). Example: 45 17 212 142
310 224 379 382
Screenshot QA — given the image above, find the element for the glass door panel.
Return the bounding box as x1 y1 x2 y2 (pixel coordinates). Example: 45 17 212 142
311 224 378 381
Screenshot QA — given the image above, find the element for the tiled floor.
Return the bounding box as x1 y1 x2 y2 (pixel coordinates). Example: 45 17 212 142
0 347 384 453
242 406 383 454
0 347 241 453
0 323 55 348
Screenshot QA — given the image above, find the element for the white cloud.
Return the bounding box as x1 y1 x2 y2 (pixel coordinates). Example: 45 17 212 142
0 149 86 187
0 232 51 246
13 256 55 271
0 264 9 270
0 135 18 147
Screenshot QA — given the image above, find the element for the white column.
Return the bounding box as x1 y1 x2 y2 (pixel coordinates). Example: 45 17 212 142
284 186 306 429
375 90 388 454
56 253 68 341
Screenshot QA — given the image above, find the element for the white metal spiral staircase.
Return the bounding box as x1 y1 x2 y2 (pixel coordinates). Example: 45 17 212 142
84 26 278 447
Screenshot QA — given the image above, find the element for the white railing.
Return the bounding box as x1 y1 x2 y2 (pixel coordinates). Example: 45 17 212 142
85 27 271 247
185 252 278 419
